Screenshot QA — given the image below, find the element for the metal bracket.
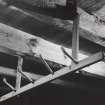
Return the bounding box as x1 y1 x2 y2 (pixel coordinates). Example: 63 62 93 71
39 54 54 74
3 78 16 91
61 47 78 64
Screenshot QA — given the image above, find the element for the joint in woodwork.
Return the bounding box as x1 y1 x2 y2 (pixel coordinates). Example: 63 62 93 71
61 46 78 64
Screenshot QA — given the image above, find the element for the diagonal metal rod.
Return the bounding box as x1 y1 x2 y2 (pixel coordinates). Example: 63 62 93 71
3 78 16 91
18 69 34 83
61 47 78 64
39 54 54 74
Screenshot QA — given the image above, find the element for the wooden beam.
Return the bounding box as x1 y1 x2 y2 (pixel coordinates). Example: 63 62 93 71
0 20 87 66
0 23 105 77
0 22 105 77
0 51 104 102
78 8 105 39
0 23 73 66
0 43 105 77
